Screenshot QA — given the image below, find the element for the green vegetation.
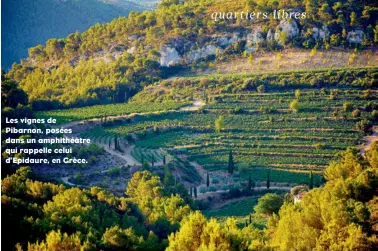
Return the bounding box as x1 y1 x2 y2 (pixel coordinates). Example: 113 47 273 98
82 86 377 184
2 168 192 250
2 0 378 250
37 101 188 123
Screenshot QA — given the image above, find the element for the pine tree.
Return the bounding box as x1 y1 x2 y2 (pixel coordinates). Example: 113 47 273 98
309 170 314 189
228 150 234 175
206 172 210 187
267 169 270 189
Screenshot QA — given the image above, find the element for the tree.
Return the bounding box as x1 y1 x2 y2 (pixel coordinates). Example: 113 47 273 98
163 155 166 165
206 172 210 187
215 116 224 133
254 193 283 215
356 119 373 133
295 89 301 100
228 150 234 175
248 173 253 190
193 187 197 198
350 12 357 26
238 162 249 174
290 100 300 113
248 53 254 64
343 102 353 112
142 161 150 171
309 171 314 189
151 154 155 167
279 31 289 45
27 231 84 251
266 169 270 189
102 226 140 249
257 85 265 93
163 166 174 186
365 142 378 168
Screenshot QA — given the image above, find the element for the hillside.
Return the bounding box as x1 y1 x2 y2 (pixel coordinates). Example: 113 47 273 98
2 0 378 250
1 0 145 70
5 0 378 110
130 0 160 7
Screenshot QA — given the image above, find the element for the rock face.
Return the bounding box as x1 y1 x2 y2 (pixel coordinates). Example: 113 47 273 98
312 26 330 39
160 46 181 67
267 29 274 41
127 46 136 54
274 19 300 42
347 30 365 44
185 45 217 63
246 28 264 45
213 32 243 47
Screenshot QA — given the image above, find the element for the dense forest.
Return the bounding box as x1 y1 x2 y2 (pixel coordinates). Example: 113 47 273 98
2 145 378 250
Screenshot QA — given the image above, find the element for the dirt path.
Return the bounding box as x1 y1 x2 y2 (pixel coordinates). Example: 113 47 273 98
61 176 79 187
179 98 205 111
361 126 378 155
104 144 140 166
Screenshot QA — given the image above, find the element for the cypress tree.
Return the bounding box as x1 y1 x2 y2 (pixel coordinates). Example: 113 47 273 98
309 170 314 189
245 220 248 227
228 150 234 175
249 214 252 224
267 169 270 189
194 187 197 198
163 155 166 165
206 172 210 187
190 187 193 197
248 173 252 190
151 154 155 167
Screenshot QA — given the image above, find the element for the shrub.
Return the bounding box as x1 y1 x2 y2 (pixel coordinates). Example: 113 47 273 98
371 110 378 120
343 102 353 112
208 186 217 192
352 109 361 118
212 178 219 184
228 188 241 198
253 193 284 215
200 187 207 194
289 100 300 113
356 119 373 133
257 85 265 93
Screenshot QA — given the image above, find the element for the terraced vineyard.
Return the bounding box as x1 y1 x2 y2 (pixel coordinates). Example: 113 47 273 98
36 101 189 124
79 88 377 184
130 146 165 164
